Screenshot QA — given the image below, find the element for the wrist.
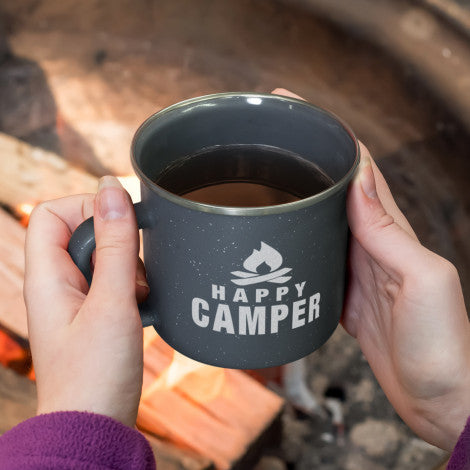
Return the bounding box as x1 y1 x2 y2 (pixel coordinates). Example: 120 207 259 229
413 366 470 451
37 392 139 429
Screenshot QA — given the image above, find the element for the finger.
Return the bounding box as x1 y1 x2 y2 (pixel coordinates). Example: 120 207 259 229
271 88 305 100
347 156 430 280
268 97 420 264
359 142 417 239
86 176 139 317
136 257 150 304
24 194 96 327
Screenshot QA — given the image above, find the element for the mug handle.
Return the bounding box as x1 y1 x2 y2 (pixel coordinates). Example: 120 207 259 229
67 201 156 328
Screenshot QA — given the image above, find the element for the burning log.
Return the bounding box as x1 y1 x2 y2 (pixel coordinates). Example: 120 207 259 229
0 362 213 470
139 331 284 470
0 209 28 340
0 132 143 213
0 132 98 210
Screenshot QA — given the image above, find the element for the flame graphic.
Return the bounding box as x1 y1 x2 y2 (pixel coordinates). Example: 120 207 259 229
243 242 283 273
231 242 292 285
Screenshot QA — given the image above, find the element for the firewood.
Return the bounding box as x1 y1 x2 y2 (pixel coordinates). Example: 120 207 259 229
139 332 284 470
0 209 28 340
0 363 214 470
0 132 98 210
0 132 143 212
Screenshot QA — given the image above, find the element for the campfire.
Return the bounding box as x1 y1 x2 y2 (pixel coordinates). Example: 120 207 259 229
0 135 284 470
2 0 467 468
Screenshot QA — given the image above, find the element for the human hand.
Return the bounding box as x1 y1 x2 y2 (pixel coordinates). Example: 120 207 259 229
344 144 470 451
24 177 149 427
273 88 470 451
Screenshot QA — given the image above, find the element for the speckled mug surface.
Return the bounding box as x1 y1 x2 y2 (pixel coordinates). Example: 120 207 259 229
68 92 360 369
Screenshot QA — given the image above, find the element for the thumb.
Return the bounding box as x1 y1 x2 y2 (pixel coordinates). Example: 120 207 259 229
347 157 428 278
88 176 139 309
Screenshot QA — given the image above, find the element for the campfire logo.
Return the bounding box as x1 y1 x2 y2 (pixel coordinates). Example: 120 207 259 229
231 242 292 286
190 241 321 335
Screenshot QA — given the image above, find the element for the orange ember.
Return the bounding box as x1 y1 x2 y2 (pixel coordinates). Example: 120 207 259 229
0 329 33 377
16 202 35 227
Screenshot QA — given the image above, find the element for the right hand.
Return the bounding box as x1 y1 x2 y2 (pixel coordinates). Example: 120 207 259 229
24 177 149 427
343 143 470 451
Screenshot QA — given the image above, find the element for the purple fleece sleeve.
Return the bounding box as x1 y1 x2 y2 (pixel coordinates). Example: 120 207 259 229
0 411 156 470
447 416 470 470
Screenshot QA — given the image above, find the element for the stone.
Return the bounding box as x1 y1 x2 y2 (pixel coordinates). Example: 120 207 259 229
344 451 387 470
350 378 375 404
350 419 401 457
309 372 329 397
308 327 361 378
280 411 311 463
0 57 57 137
0 19 10 63
254 456 287 470
320 432 335 444
395 437 448 469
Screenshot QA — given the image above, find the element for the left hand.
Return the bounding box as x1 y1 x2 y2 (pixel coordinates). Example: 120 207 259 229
273 88 470 451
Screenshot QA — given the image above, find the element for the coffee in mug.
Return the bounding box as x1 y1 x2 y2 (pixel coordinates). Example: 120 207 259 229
155 144 334 207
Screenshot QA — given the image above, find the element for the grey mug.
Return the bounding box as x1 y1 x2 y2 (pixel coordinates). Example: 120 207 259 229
68 92 360 369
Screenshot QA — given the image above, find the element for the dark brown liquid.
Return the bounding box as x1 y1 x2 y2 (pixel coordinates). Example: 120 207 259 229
183 182 301 206
155 144 334 207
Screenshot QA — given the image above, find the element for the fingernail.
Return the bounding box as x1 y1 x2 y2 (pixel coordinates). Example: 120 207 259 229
358 156 377 199
136 279 150 289
97 176 128 220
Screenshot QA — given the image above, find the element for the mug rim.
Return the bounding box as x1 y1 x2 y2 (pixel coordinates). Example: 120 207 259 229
131 92 361 216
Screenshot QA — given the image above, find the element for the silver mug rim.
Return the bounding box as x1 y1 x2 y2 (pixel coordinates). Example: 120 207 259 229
130 92 361 216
